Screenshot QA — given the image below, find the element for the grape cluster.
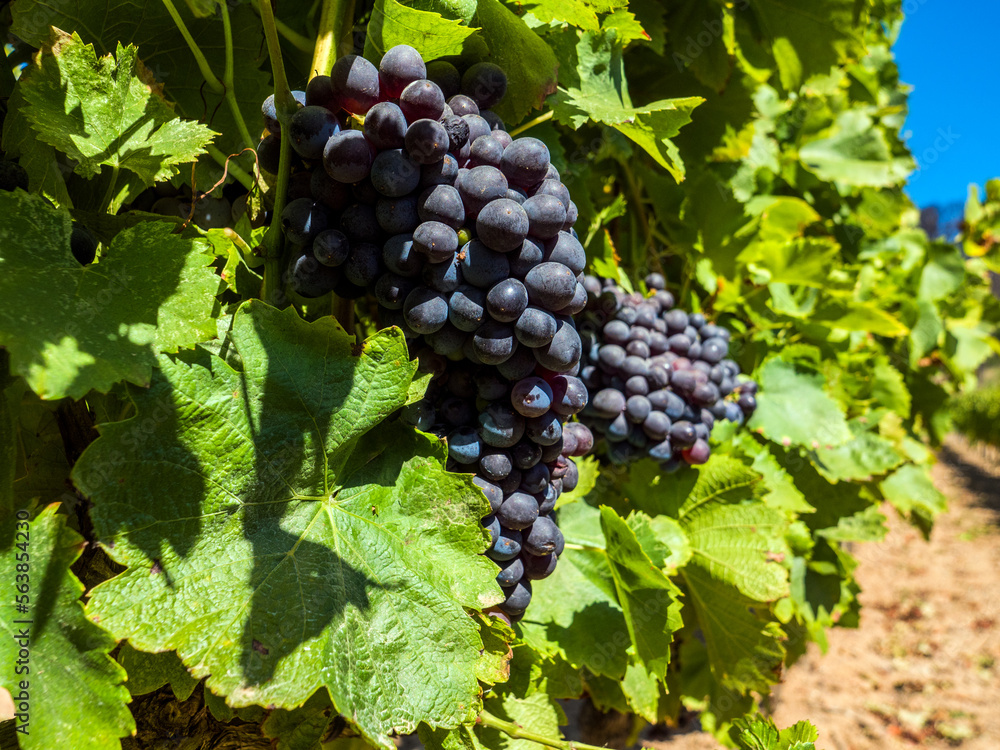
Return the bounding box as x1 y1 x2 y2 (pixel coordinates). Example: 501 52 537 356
260 47 590 619
577 274 758 468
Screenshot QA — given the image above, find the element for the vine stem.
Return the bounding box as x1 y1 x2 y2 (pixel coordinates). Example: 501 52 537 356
100 165 120 214
310 0 356 78
510 109 554 136
220 1 256 150
160 0 223 94
250 0 314 52
258 0 295 306
478 710 610 750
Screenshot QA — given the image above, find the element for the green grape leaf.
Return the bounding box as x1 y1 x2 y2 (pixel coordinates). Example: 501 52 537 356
879 464 947 540
798 110 914 187
599 507 683 679
73 302 502 748
365 0 481 63
730 714 818 750
627 512 691 572
0 191 220 400
0 505 135 749
516 0 600 30
872 358 911 418
745 0 865 91
261 690 333 750
551 29 701 180
620 661 661 722
749 359 852 449
601 9 648 46
419 723 487 750
739 238 840 288
116 643 199 699
11 0 271 187
1 88 72 207
20 32 216 185
811 425 905 482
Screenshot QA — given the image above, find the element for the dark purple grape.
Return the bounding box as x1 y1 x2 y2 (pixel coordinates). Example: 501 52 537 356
399 79 446 121
379 44 426 98
461 62 508 109
331 54 380 113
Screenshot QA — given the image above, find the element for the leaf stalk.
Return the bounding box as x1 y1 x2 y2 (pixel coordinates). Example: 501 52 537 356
478 710 611 750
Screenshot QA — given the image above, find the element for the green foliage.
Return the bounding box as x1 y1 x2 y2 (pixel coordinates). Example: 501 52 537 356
0 0 995 747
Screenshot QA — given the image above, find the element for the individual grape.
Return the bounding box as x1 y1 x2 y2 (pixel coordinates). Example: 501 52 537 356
413 221 459 262
606 413 630 442
423 257 462 293
461 62 508 109
343 242 381 286
512 440 543 471
323 130 373 183
288 106 341 160
550 375 588 416
511 377 554 418
683 438 711 465
400 79 446 122
496 556 524 587
312 229 350 267
625 395 651 424
310 169 352 212
421 154 460 187
515 306 558 348
460 239 510 287
476 198 529 252
330 54 380 113
669 421 696 446
533 179 571 210
449 285 487 331
376 196 420 235
479 403 526 448
510 238 545 278
260 90 304 133
418 184 465 229
534 318 582 372
488 528 522 562
425 324 467 357
523 516 560 556
523 194 567 239
364 101 408 150
487 278 529 323
522 552 557 580
290 251 339 298
447 94 480 116
405 119 450 165
500 137 550 188
404 287 449 334
642 411 671 440
470 135 504 168
375 273 416 309
383 233 421 276
281 198 329 245
558 283 588 316
563 422 594 456
562 459 579 492
369 149 420 197
544 232 586 275
441 115 471 152
526 412 562 446
379 44 426 98
448 426 482 464
479 448 513 480
520 463 550 494
402 399 435 430
305 74 336 108
738 392 757 414
497 347 538 380
563 201 579 229
426 60 461 98
472 476 504 512
477 372 509 400
458 165 508 216
521 263 576 313
256 134 281 173
592 388 626 418
473 321 517 365
496 492 539 530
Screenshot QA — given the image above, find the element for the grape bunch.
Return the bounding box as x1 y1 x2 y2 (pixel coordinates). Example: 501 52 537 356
576 274 758 468
259 46 590 619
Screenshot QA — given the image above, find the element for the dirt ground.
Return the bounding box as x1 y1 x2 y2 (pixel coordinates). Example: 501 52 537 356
653 434 1000 750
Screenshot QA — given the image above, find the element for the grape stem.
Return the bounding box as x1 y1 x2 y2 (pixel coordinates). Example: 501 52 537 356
478 710 610 750
257 0 297 306
99 164 120 215
250 0 314 52
310 0 356 78
220 1 257 150
510 109 554 136
160 0 223 94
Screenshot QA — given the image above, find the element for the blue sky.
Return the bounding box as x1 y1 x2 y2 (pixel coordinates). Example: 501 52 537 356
894 1 1000 208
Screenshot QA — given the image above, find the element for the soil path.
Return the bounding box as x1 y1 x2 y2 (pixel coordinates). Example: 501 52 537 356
655 435 1000 749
